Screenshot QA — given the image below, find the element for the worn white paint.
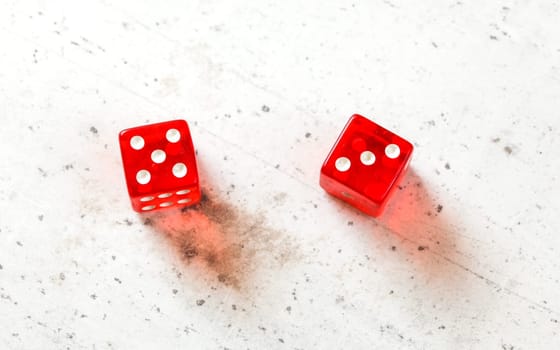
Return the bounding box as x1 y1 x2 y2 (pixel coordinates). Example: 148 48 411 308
1 1 559 349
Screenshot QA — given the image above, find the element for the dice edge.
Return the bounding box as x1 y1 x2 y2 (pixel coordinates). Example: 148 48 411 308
319 113 414 218
118 119 201 212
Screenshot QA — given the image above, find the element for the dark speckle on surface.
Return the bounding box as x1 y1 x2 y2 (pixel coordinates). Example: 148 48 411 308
391 246 396 251
347 221 353 226
0 264 3 270
418 246 427 251
436 204 443 213
305 132 311 138
38 215 44 221
445 163 451 170
89 126 98 135
196 299 205 306
278 338 284 343
114 277 122 284
182 243 198 258
172 289 178 295
261 105 270 112
504 146 513 155
38 168 47 177
143 218 153 226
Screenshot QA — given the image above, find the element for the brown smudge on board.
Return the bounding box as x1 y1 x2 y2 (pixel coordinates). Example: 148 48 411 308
143 190 299 291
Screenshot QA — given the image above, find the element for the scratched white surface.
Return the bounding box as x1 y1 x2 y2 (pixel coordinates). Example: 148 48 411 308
1 1 560 349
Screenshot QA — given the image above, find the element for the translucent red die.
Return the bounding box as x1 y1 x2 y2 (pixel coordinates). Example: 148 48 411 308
320 114 413 217
119 119 201 212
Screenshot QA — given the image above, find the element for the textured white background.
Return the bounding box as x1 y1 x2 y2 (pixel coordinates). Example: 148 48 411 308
1 1 560 349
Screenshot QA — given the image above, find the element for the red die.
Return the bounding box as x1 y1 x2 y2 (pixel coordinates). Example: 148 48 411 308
118 119 201 212
320 114 413 217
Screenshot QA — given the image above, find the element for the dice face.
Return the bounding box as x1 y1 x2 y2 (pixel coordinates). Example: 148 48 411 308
320 114 413 217
119 119 201 212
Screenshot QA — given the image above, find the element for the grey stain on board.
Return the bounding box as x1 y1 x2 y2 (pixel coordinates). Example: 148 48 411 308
145 190 300 291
